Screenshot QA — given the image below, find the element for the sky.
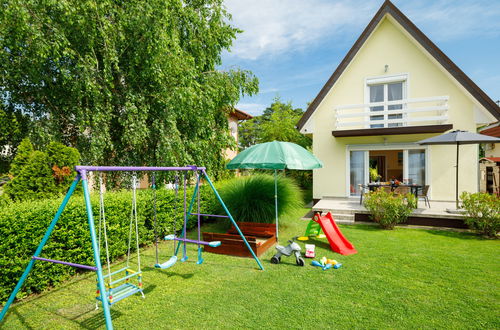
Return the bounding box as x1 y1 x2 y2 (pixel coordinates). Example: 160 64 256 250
220 0 500 116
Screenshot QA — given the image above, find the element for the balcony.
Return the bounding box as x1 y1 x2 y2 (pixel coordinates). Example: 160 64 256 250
332 96 452 137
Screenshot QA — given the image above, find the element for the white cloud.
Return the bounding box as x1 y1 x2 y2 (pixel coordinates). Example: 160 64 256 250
235 103 266 115
405 0 500 41
224 0 500 60
224 0 376 60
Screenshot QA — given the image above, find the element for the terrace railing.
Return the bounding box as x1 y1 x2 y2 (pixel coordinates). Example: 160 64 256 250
334 95 449 130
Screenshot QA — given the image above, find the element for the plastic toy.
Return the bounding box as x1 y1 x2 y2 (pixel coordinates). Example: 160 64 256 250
270 237 305 266
327 259 338 265
305 244 316 258
312 212 357 255
311 260 332 271
320 256 327 266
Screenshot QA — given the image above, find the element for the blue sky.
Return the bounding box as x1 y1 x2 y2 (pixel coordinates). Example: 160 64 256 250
220 0 500 116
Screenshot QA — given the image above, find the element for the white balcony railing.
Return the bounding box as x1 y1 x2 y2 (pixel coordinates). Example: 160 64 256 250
334 95 449 130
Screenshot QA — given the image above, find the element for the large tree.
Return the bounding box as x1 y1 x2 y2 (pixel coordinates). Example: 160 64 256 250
239 98 311 149
0 0 258 178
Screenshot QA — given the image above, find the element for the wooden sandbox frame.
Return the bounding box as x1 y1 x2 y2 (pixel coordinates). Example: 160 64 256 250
203 222 276 257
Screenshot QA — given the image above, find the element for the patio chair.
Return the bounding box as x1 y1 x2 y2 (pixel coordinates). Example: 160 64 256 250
358 184 368 205
380 186 393 193
418 185 431 208
393 186 410 195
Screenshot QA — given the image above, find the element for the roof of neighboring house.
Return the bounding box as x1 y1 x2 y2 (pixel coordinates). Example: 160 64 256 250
481 157 500 163
479 122 500 137
230 108 253 120
297 0 500 131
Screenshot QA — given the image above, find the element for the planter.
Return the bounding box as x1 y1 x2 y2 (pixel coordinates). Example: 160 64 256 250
202 222 276 258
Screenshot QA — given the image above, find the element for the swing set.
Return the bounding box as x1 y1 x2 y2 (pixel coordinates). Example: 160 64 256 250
0 166 264 330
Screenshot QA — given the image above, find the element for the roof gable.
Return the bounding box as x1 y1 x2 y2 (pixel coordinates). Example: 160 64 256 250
297 0 500 131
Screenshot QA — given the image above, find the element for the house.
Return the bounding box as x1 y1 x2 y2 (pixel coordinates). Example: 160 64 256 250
479 121 500 158
297 0 500 203
226 108 253 160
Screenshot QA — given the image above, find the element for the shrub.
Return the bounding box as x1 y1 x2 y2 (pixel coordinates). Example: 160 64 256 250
363 189 416 229
46 141 81 192
216 174 303 224
460 192 499 238
5 151 58 201
9 137 34 176
4 139 81 201
0 185 217 304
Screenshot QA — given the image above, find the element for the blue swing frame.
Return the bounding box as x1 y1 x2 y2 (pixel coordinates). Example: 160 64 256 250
0 166 263 330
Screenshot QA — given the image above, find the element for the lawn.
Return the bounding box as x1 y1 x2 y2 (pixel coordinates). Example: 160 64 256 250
1 208 499 329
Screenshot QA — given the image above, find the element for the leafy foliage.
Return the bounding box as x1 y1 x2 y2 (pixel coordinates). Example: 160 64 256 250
460 192 499 237
0 106 30 173
0 0 258 179
8 138 34 177
239 98 310 149
4 138 80 201
0 187 217 303
5 151 57 201
216 174 303 224
364 189 417 229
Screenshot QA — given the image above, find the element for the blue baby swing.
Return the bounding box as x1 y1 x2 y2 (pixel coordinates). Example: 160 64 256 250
153 170 220 270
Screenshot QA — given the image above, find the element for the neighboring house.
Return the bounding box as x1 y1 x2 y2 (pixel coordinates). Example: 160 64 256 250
226 108 252 160
479 122 500 158
297 0 500 202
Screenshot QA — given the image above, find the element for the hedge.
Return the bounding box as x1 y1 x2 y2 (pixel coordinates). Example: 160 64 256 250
0 186 218 304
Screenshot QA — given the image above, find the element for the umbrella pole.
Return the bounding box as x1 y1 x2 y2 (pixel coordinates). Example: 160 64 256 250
274 169 279 242
456 142 459 209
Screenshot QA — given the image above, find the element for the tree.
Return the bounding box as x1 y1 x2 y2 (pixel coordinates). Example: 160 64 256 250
9 138 34 177
5 138 80 200
46 141 81 192
239 98 311 149
5 151 57 201
0 106 30 173
0 0 258 179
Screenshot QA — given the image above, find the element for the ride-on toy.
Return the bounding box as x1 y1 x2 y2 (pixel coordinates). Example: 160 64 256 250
270 237 305 266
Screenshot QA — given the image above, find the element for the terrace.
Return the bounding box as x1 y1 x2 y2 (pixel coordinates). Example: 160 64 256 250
311 197 467 229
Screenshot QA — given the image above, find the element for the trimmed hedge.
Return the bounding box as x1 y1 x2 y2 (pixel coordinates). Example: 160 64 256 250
0 186 217 303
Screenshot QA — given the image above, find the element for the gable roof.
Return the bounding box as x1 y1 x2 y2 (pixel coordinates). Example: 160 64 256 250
297 0 500 131
479 122 500 137
230 108 253 120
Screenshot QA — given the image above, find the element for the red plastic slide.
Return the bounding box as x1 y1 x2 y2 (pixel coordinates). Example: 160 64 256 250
312 212 357 255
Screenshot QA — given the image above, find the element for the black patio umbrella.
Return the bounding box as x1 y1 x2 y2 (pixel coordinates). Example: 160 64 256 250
418 130 500 209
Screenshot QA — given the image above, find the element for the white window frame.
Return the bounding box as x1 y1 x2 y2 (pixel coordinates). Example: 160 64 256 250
364 73 409 128
345 143 429 197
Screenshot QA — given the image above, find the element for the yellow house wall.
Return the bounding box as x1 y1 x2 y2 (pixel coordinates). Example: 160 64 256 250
312 16 479 201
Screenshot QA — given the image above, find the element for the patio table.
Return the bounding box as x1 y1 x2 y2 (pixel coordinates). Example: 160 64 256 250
365 183 423 207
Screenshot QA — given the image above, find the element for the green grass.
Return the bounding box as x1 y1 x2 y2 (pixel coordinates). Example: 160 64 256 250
1 209 499 329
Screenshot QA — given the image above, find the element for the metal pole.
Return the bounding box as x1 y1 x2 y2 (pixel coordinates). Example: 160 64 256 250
456 142 460 209
274 169 279 242
196 171 203 264
201 169 264 270
0 175 81 323
174 177 199 257
81 171 113 330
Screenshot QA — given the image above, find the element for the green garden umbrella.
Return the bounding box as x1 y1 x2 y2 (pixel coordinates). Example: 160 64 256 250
227 141 323 240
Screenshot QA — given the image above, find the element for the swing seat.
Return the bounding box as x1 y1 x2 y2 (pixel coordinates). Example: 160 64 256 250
208 241 221 247
155 256 178 269
97 283 143 306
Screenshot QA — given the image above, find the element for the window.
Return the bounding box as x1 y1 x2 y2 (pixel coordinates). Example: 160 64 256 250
367 77 406 128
